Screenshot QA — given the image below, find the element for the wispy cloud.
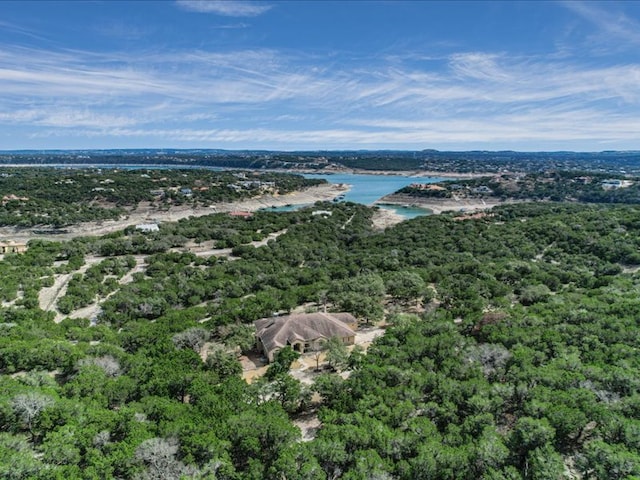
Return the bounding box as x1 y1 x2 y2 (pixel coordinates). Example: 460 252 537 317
1 36 640 149
0 20 51 42
449 53 512 82
0 108 139 129
176 0 272 17
33 106 640 149
209 22 249 29
563 1 640 46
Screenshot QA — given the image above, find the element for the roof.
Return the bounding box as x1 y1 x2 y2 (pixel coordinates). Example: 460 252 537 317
0 241 26 247
255 312 356 354
135 223 159 232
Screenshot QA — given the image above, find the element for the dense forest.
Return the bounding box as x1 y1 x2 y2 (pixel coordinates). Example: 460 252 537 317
1 168 640 478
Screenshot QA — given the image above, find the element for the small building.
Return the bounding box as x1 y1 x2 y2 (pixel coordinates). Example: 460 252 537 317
472 185 493 194
2 194 29 203
312 210 332 216
135 223 159 233
0 241 27 254
602 179 623 190
229 211 253 218
255 312 357 362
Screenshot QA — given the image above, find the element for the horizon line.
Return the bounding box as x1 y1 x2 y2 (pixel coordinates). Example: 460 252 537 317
1 148 639 155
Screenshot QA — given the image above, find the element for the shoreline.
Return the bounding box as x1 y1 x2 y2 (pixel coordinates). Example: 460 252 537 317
0 170 514 243
375 193 522 214
350 169 492 179
221 182 350 212
0 183 350 242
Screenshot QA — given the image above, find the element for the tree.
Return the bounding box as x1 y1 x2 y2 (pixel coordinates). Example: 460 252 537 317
466 343 512 380
330 273 385 325
77 355 121 377
272 374 312 414
519 284 551 306
0 432 49 480
384 271 428 305
309 339 327 372
267 443 324 480
526 444 566 480
266 346 300 380
41 425 82 466
472 428 509 476
578 440 640 480
204 343 242 379
227 403 300 474
11 392 54 438
511 417 556 470
313 373 352 411
347 344 365 371
218 323 255 354
171 327 210 353
325 337 349 372
135 437 197 480
343 449 393 480
312 437 348 480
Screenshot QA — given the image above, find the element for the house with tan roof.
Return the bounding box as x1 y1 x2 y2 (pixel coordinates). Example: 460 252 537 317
0 241 27 254
255 312 357 362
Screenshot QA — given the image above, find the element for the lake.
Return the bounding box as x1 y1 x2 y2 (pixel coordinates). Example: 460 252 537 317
303 172 447 205
34 164 446 218
267 172 447 218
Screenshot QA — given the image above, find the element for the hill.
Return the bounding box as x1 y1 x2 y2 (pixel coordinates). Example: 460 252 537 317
0 168 639 478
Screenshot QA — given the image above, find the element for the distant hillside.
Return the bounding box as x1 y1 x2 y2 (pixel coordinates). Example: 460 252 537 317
394 171 640 205
0 149 639 174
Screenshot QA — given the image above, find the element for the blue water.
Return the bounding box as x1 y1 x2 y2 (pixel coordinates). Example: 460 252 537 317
267 172 449 218
303 172 446 206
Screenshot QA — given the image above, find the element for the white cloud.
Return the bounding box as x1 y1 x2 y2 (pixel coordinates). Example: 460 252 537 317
564 1 640 46
449 52 512 82
0 20 51 42
30 102 640 149
176 0 272 17
2 36 640 149
0 108 141 128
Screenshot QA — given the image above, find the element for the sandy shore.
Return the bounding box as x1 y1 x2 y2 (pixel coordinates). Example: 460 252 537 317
0 183 350 242
218 182 349 212
376 193 521 214
370 207 407 229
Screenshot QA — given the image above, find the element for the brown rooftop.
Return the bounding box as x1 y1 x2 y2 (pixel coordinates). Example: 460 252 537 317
255 312 357 362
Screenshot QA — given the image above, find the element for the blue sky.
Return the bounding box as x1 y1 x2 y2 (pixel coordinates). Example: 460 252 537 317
1 0 639 151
